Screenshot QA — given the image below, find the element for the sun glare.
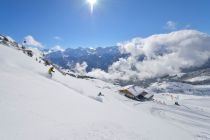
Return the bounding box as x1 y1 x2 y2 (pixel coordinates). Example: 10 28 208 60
87 0 97 13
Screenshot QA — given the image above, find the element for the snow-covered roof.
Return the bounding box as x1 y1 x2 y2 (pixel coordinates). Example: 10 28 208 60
122 85 134 89
122 85 146 96
143 92 154 99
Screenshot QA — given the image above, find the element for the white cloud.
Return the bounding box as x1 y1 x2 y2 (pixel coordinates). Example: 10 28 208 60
74 62 88 75
50 45 65 52
23 35 43 48
87 30 210 82
165 21 177 30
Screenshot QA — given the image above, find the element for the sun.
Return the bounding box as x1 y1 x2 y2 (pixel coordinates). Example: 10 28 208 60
87 0 97 13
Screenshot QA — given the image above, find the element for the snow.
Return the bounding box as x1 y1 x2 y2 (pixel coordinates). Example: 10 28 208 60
121 85 146 96
121 85 154 99
5 36 15 42
176 73 186 78
0 44 210 140
46 46 65 54
89 47 96 51
186 76 210 82
27 47 44 58
149 81 210 95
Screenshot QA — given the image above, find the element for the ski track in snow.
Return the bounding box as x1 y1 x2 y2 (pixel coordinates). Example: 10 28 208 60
52 78 84 95
50 77 105 103
116 92 210 140
150 102 210 140
38 72 107 103
38 72 84 95
49 122 146 140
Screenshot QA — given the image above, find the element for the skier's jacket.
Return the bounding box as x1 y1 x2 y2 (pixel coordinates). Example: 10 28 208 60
48 67 55 74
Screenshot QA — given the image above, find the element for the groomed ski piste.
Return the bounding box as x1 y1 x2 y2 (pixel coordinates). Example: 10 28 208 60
0 44 210 140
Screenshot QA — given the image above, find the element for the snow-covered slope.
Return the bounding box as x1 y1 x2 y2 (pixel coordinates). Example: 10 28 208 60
0 44 210 140
148 81 210 95
186 76 210 82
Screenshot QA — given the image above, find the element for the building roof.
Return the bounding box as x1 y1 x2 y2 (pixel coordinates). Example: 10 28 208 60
121 85 145 96
121 85 154 99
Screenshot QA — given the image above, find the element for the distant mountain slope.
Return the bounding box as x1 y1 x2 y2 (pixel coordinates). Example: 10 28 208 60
44 46 129 72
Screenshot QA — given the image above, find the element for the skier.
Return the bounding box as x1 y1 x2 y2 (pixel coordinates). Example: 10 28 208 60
98 92 104 96
96 92 104 103
48 66 55 78
175 95 180 106
175 101 180 106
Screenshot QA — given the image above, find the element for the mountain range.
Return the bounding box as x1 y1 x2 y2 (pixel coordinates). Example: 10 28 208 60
44 46 128 72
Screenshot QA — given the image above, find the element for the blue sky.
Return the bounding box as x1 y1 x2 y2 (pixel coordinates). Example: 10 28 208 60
0 0 210 48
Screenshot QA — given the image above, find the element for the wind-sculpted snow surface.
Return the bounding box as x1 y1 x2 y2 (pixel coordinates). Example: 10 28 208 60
151 95 210 140
0 44 209 140
88 30 210 81
120 93 210 140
